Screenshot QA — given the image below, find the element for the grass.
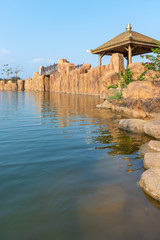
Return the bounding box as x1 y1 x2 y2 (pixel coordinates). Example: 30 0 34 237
107 91 122 100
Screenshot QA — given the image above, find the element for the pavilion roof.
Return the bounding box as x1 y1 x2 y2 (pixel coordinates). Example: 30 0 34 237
91 29 160 57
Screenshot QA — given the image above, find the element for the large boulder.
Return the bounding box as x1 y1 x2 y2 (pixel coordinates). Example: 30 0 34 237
118 119 145 133
144 120 160 139
128 62 146 80
143 152 160 169
122 81 160 99
139 168 160 202
100 72 119 99
109 53 125 73
145 70 157 80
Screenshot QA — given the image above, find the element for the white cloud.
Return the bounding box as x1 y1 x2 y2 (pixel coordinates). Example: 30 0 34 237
0 49 11 54
30 58 44 63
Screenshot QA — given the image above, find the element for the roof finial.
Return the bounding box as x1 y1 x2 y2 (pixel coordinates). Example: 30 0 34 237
126 23 132 31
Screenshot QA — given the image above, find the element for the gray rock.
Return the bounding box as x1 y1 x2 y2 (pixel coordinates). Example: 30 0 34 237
144 152 160 169
139 168 160 202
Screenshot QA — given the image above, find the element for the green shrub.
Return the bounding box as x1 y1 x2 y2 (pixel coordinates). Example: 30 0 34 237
107 83 118 89
116 68 133 89
141 42 160 79
107 91 122 100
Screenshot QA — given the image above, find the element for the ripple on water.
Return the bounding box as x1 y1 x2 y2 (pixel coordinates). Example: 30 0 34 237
0 92 160 240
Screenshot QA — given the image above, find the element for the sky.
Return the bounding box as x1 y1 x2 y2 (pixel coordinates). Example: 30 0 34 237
0 0 160 79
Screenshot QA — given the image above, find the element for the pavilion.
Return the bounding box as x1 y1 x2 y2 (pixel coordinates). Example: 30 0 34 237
90 24 160 66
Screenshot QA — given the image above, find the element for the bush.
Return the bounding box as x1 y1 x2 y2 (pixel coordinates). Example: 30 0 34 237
107 83 118 89
141 42 160 79
107 91 122 100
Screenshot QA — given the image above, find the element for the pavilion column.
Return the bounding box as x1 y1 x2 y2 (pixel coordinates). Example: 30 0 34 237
99 54 102 66
128 43 132 66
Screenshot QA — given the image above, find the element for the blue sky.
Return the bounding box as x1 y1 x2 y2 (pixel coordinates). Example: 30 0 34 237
0 0 160 79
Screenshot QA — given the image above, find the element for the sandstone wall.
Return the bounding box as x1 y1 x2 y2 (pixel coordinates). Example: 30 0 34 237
0 80 25 91
24 53 125 97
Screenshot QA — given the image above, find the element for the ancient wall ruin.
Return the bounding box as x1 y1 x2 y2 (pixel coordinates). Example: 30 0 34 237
1 53 157 100
24 53 125 98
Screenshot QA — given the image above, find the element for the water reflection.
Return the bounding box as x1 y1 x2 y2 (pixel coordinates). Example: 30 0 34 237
1 91 160 240
30 92 151 174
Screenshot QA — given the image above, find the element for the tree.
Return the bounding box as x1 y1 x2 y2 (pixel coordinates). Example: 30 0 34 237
1 64 13 80
14 66 22 81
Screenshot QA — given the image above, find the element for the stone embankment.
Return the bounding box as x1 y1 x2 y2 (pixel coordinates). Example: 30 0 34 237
97 79 160 119
0 80 24 91
25 53 125 97
0 53 125 95
117 118 160 202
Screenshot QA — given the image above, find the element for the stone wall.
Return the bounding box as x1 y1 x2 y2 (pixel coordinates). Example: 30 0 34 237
0 80 25 91
24 53 125 97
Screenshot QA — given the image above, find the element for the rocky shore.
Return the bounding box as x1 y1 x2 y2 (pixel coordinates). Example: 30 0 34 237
97 113 160 202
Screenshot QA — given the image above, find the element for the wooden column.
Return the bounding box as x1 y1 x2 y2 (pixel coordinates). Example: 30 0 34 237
99 54 102 66
128 43 132 66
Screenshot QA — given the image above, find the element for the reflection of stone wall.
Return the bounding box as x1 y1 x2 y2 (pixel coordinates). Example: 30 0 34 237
24 53 125 97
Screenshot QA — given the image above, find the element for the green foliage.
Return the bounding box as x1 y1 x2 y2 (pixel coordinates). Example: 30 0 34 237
141 42 160 79
116 68 133 89
107 83 118 89
107 91 122 100
1 64 13 80
137 70 147 81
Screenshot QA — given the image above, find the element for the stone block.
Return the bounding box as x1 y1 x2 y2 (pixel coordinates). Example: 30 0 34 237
109 53 125 73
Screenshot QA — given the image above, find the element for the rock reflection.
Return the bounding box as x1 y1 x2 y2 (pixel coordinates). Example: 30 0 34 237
31 92 151 174
144 191 160 210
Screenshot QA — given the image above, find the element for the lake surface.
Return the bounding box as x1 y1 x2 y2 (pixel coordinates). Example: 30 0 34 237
1 91 160 240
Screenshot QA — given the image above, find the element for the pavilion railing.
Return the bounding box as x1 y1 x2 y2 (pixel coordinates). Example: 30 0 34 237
41 63 58 76
75 64 83 69
40 63 83 76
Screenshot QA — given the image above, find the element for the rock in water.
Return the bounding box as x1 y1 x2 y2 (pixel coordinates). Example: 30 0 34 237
139 168 160 202
144 120 160 139
118 119 145 133
148 140 160 151
144 152 160 169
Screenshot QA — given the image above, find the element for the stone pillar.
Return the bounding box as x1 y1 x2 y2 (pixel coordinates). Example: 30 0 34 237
39 66 44 75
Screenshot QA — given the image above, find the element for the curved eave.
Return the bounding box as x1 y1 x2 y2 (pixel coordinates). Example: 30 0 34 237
91 40 160 55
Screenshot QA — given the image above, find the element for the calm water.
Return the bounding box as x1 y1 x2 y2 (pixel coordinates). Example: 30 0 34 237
0 91 160 240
